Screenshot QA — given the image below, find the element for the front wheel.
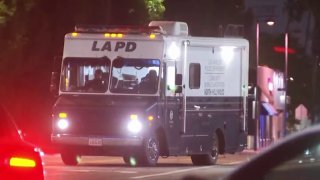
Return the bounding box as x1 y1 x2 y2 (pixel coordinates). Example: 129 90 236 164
191 132 219 166
136 135 160 166
61 152 81 166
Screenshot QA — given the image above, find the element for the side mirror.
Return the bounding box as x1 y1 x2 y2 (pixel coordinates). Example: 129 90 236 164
50 72 59 96
175 74 182 85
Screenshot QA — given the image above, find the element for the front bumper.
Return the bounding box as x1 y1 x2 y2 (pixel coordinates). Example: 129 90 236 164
51 134 143 147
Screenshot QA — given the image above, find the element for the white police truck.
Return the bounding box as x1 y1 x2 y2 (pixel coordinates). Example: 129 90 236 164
51 21 249 166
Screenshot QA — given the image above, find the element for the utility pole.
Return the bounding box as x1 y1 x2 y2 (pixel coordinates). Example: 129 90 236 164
254 22 260 150
312 55 319 124
283 33 288 137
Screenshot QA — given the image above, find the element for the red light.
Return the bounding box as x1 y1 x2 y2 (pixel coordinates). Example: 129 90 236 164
273 46 296 54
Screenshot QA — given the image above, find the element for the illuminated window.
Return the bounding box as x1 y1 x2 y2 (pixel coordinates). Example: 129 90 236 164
167 66 176 91
189 63 201 89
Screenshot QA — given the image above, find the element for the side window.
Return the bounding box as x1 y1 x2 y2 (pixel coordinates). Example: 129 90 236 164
189 63 201 89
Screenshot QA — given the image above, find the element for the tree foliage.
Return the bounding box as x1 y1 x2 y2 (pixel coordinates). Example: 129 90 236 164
285 0 320 108
0 0 16 23
285 0 320 54
144 0 165 20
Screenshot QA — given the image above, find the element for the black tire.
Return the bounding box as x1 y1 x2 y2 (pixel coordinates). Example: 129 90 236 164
136 134 160 166
61 152 81 166
191 132 219 166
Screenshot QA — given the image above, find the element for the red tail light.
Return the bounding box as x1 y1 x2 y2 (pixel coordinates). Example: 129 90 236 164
9 157 36 168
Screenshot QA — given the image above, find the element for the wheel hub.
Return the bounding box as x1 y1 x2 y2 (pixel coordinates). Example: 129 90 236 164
147 138 159 161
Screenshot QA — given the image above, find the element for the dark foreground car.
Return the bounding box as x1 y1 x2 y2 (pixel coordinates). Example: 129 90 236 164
0 105 44 180
224 125 320 180
182 125 320 180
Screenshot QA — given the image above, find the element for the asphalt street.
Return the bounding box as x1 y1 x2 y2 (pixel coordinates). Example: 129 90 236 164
43 151 257 180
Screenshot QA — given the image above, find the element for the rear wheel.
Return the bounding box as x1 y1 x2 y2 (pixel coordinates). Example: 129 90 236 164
191 132 219 166
61 152 81 166
136 135 160 166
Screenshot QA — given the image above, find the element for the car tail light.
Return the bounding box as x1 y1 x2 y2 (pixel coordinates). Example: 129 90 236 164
9 157 36 168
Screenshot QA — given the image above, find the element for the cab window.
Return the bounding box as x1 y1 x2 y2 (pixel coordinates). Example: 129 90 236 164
110 58 160 94
60 57 110 93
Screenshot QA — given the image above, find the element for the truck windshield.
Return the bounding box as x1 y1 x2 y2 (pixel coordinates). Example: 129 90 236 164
60 57 110 93
110 58 160 94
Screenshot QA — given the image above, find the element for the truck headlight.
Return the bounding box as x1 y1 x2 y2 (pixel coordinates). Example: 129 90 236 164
57 119 69 130
127 114 142 133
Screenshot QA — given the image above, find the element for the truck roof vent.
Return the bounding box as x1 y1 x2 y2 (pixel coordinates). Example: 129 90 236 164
148 21 188 36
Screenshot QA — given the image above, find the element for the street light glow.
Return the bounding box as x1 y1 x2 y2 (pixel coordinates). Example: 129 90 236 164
266 21 275 26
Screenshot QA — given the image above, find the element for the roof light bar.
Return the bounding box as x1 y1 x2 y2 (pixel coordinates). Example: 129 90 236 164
71 32 78 37
74 25 165 35
149 34 156 39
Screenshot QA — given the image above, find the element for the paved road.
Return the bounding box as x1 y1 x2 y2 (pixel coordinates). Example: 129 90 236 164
43 151 257 180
